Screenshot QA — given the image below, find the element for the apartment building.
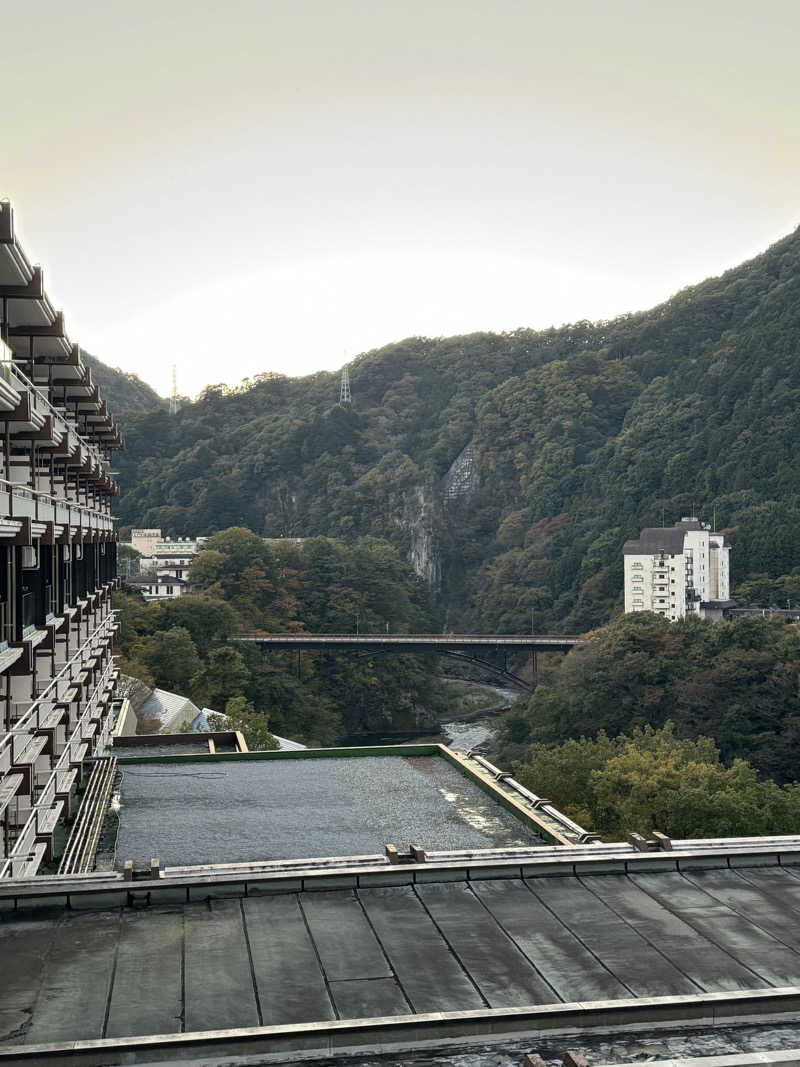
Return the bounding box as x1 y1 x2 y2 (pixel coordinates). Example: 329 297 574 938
623 517 730 620
153 536 201 585
0 201 120 877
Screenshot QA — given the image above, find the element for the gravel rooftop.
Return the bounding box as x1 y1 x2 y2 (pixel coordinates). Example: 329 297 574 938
115 754 543 868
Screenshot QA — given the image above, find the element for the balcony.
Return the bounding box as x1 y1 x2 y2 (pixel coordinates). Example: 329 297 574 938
0 614 118 878
0 477 114 533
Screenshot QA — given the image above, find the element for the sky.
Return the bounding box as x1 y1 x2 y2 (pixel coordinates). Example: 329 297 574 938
2 0 799 398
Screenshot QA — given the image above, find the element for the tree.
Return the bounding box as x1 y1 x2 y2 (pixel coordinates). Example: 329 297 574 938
515 724 800 839
118 543 142 578
499 612 800 783
208 696 279 752
191 646 249 710
117 528 444 745
133 626 202 693
157 595 239 657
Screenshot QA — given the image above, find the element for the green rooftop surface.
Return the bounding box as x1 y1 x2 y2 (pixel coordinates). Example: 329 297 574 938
114 752 544 868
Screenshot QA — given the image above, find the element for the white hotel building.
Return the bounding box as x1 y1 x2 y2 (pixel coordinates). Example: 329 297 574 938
623 517 731 621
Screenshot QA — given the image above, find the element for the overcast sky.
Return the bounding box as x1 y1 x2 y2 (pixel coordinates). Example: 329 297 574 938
2 0 799 398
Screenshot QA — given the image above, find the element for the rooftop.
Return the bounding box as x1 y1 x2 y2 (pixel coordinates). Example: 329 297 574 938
114 751 545 869
624 518 718 556
4 839 800 1063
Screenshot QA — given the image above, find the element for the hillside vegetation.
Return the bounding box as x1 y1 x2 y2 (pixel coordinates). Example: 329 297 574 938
117 528 446 746
82 352 165 415
112 226 800 631
500 611 800 784
513 722 800 840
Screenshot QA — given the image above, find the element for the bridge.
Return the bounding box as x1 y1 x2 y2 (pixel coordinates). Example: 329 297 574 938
230 633 583 690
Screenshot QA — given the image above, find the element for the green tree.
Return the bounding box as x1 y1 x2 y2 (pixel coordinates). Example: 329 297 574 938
515 724 800 839
191 646 250 710
500 612 800 783
157 595 239 657
133 626 202 692
209 696 279 752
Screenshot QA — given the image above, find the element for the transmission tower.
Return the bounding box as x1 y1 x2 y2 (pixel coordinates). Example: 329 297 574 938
169 364 179 415
339 364 351 405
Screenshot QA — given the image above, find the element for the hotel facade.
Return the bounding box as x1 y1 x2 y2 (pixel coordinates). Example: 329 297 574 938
623 517 731 621
0 201 120 877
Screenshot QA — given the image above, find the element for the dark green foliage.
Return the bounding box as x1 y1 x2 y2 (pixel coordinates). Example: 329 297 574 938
499 612 800 784
82 352 165 414
513 724 800 839
116 532 445 746
107 225 800 632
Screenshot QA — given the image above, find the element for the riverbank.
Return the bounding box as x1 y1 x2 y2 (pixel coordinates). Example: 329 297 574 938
346 679 522 755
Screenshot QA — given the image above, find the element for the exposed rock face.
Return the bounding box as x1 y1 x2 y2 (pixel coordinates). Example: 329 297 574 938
403 483 441 592
401 445 480 591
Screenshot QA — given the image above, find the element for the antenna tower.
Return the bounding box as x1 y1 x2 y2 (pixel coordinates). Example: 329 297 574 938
339 364 351 405
169 364 179 415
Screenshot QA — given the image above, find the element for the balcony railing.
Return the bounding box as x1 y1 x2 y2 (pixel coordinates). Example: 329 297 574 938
0 477 114 527
0 645 117 880
0 610 117 771
3 363 111 475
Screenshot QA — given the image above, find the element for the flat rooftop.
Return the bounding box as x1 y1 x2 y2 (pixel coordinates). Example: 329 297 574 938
115 753 545 868
4 861 800 1059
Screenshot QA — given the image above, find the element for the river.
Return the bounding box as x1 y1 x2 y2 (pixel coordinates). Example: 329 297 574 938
363 680 522 755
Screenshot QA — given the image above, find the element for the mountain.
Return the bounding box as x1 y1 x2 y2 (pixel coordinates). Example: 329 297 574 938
82 352 166 414
111 225 800 632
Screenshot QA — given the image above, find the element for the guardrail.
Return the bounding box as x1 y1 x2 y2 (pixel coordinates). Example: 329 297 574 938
57 755 117 875
0 653 117 879
0 610 117 768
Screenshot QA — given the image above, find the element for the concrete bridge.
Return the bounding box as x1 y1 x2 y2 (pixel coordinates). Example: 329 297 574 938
230 633 583 691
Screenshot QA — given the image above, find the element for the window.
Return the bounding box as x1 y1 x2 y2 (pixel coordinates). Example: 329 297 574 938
166 585 174 595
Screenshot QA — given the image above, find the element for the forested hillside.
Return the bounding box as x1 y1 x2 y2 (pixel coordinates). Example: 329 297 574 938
112 226 800 631
118 529 445 746
499 612 800 784
82 352 166 414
